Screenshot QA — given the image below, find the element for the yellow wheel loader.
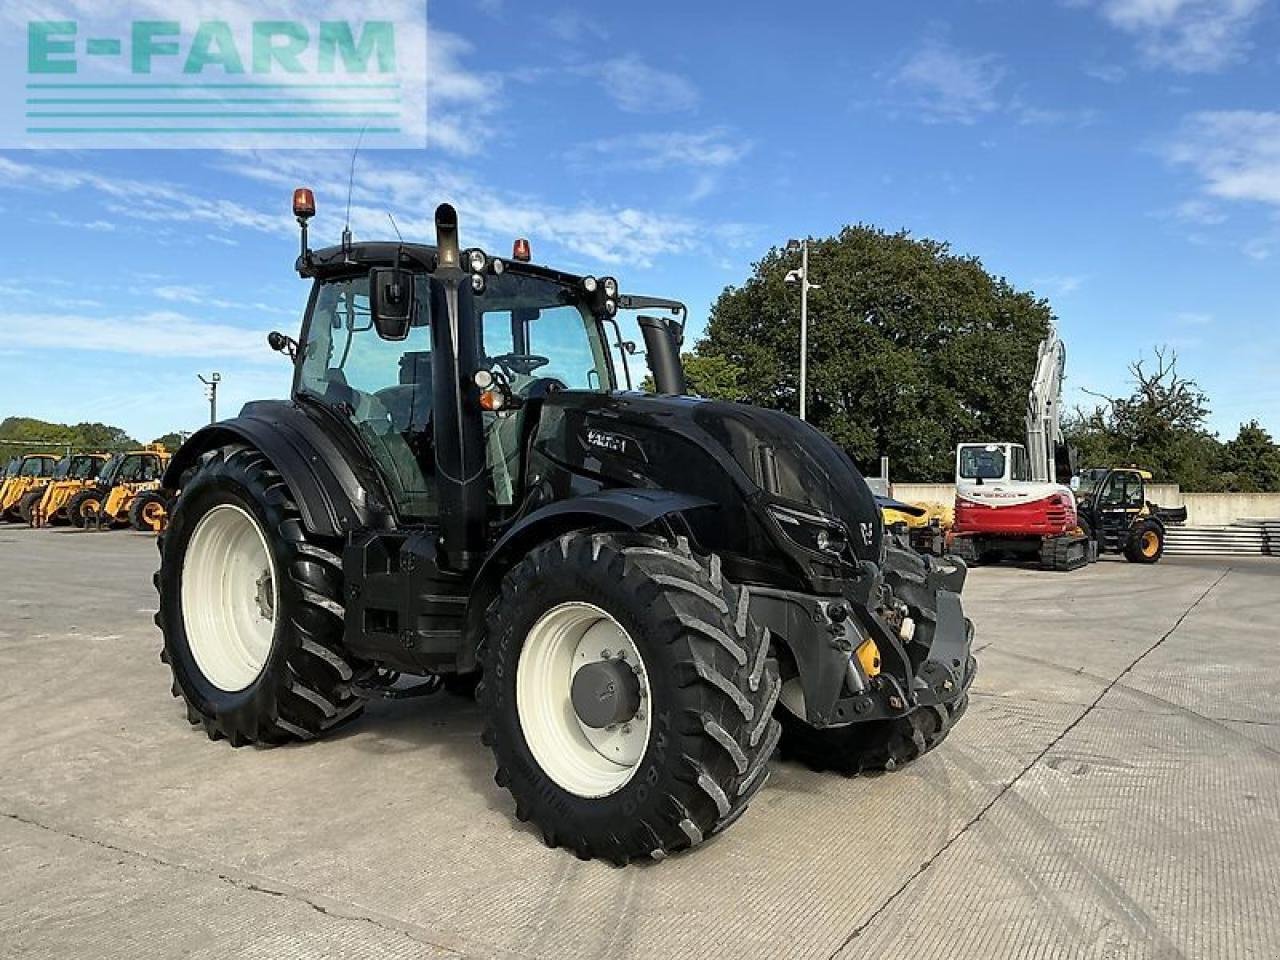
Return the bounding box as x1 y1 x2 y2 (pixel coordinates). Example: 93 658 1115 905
1 454 60 522
27 453 109 526
81 446 171 530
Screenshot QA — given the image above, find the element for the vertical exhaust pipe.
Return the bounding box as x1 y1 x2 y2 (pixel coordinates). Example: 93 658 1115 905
430 203 486 570
638 315 687 395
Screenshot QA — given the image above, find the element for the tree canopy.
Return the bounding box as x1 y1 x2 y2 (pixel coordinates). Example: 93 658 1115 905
0 417 138 459
1065 347 1280 492
692 225 1053 480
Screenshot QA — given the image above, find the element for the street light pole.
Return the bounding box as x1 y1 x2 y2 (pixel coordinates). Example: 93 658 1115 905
786 239 820 421
198 373 222 424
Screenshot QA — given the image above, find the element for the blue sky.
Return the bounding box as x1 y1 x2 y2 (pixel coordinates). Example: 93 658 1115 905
1 0 1278 443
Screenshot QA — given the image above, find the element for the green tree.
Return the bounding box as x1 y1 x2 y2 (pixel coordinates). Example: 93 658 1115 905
696 225 1052 480
1219 420 1280 492
0 417 138 458
1064 347 1225 489
641 353 744 399
152 432 190 451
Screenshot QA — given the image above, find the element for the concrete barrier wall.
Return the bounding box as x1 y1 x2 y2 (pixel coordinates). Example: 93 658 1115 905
888 482 1280 526
1180 493 1280 527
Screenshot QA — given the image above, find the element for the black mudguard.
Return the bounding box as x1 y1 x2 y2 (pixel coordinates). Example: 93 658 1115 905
458 488 713 672
163 400 392 539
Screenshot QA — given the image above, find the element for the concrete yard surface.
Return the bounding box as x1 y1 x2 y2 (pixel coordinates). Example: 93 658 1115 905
1 527 1278 960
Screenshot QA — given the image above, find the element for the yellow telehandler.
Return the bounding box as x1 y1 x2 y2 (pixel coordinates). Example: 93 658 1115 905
27 453 110 526
0 453 60 522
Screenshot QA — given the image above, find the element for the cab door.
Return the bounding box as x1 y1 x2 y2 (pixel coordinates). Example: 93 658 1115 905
1094 471 1145 551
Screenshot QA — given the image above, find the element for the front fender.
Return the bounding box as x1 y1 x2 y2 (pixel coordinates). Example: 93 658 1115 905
164 400 391 538
457 488 713 673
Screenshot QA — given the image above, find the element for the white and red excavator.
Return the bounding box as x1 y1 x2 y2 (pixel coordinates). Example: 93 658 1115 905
949 330 1091 571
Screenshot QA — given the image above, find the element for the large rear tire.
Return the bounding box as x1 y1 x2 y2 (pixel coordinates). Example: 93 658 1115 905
155 445 364 745
480 531 781 864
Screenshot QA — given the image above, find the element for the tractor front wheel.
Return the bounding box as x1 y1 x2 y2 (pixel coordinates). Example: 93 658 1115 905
480 531 781 864
155 445 364 745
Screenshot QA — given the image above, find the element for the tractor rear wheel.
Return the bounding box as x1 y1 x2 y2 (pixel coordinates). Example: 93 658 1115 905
155 445 364 745
18 489 44 526
480 531 781 864
129 490 170 532
1124 520 1164 564
66 488 104 528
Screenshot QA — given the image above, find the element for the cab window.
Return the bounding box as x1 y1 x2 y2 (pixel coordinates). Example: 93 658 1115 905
298 274 436 519
1099 472 1144 508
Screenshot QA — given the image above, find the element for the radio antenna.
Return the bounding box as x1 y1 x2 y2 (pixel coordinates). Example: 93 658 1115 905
387 212 404 244
342 124 369 259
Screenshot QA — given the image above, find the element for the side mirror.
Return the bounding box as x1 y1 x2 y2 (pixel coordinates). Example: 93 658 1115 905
369 267 414 341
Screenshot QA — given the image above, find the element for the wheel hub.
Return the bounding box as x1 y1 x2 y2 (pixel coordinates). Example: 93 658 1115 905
254 571 275 621
570 657 641 729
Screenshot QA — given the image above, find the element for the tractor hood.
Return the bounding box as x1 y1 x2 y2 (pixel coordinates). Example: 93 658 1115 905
529 392 883 585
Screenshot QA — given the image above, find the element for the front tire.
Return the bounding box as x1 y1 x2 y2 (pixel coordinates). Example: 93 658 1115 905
155 445 364 745
480 531 781 864
1124 519 1164 564
18 489 44 526
66 488 104 528
129 489 170 532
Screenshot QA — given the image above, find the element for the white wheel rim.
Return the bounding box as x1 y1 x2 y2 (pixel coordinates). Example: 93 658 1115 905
516 602 653 799
181 504 278 693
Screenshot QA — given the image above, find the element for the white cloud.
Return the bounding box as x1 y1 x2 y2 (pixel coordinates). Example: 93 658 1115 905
1168 111 1280 206
226 152 704 268
1083 62 1128 83
593 56 699 114
1175 311 1214 325
427 31 504 155
548 10 610 42
893 39 1004 124
154 285 295 316
1081 0 1264 72
579 128 752 172
0 156 282 237
0 310 276 362
1034 274 1086 297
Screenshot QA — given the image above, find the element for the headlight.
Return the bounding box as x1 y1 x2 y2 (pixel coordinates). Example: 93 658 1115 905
768 504 852 560
467 249 488 274
583 275 598 293
471 273 487 294
603 277 618 297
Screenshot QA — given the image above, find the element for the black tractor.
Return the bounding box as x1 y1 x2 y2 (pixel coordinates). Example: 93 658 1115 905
154 193 976 864
1072 466 1187 564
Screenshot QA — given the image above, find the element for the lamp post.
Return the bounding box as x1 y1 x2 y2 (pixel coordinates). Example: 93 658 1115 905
198 373 222 424
785 239 820 421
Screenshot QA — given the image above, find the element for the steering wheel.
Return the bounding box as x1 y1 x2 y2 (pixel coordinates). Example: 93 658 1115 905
491 353 550 377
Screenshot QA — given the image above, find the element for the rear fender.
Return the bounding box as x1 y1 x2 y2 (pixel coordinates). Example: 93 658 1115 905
457 488 714 673
164 400 390 539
